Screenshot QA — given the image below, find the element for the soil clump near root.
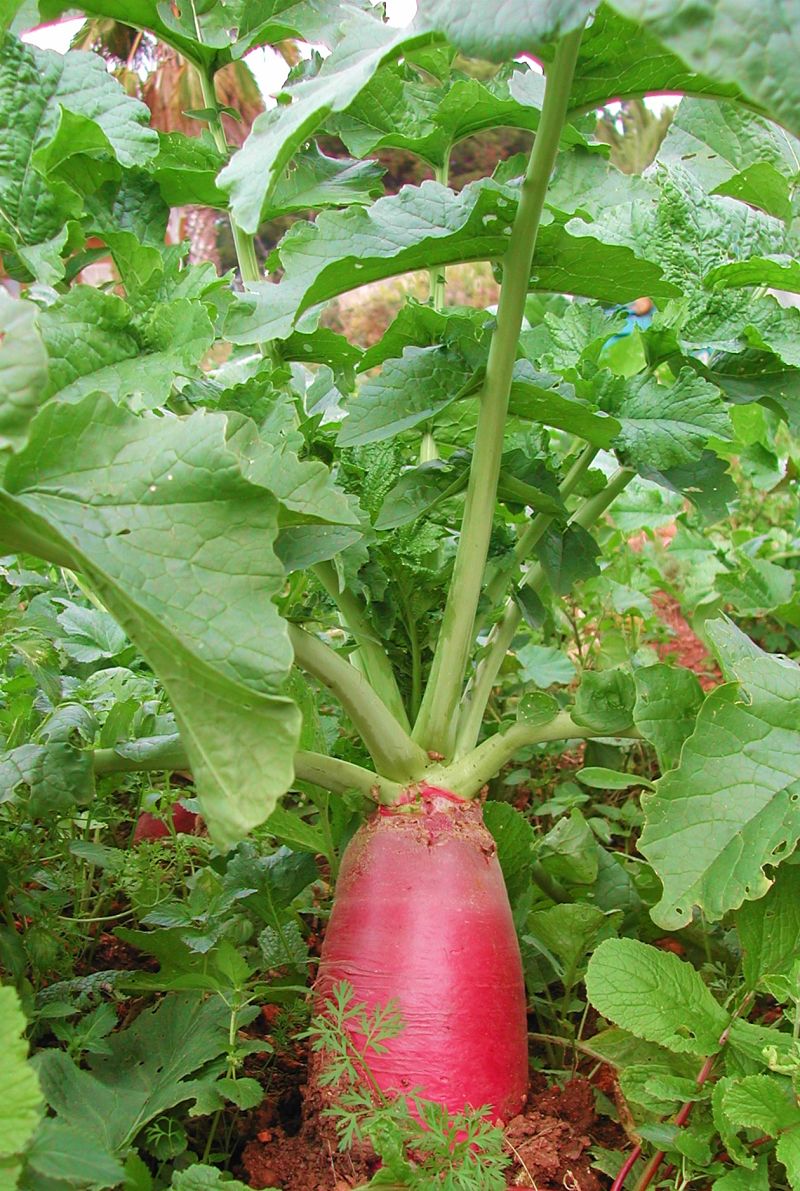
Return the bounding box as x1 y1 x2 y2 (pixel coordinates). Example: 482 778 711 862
239 1059 612 1190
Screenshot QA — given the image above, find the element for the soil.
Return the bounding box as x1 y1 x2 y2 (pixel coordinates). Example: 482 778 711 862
237 1038 620 1191
628 521 721 692
650 591 721 691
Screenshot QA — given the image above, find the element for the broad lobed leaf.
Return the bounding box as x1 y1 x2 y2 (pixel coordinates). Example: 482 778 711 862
219 9 438 233
640 619 800 928
226 176 678 345
0 34 156 281
0 395 304 845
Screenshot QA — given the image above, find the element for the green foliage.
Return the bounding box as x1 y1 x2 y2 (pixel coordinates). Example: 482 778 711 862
0 984 42 1187
587 938 729 1055
587 935 800 1189
1 3 800 1186
640 619 800 928
307 982 509 1190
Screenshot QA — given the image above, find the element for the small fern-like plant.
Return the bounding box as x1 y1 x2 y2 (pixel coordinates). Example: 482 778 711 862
304 980 510 1190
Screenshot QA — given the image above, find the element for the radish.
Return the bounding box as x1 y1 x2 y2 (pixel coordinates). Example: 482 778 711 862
315 785 528 1121
133 802 200 843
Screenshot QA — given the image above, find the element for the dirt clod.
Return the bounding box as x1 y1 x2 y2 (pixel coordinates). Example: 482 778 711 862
239 1072 608 1190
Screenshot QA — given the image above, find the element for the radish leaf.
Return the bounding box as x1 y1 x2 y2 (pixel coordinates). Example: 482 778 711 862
586 938 728 1055
640 619 800 928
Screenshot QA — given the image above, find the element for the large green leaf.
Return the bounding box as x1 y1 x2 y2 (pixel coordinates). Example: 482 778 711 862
264 144 384 219
374 456 468 531
563 5 746 112
509 362 621 448
599 368 731 472
0 292 48 452
716 557 795 617
415 0 593 57
32 287 215 411
226 177 678 344
639 619 800 929
79 170 170 294
612 0 800 136
24 1120 124 1189
419 1 799 133
37 0 337 68
660 100 800 221
228 416 362 528
741 298 800 369
705 255 800 294
0 396 301 846
0 716 94 816
148 131 228 208
703 348 800 433
337 346 477 447
0 34 156 281
572 667 635 734
570 164 788 350
717 1076 800 1187
482 801 536 908
34 994 230 1154
633 663 703 771
219 9 436 232
736 865 800 995
275 524 364 573
332 61 590 169
585 938 728 1056
0 984 42 1185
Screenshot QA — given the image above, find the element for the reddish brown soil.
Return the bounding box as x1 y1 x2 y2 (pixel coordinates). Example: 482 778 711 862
238 1058 616 1190
504 1079 605 1190
650 591 721 691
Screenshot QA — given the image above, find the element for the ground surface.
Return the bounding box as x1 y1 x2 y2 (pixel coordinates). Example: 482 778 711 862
238 1040 621 1190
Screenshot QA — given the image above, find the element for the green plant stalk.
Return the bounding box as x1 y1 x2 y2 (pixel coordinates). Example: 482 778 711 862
200 985 245 1165
419 156 450 467
528 1032 611 1067
405 600 424 722
412 28 584 756
481 443 599 613
313 562 410 730
293 753 401 805
290 627 429 783
419 430 439 463
92 708 641 805
455 465 635 755
428 150 451 313
199 62 409 754
427 713 641 799
196 62 261 287
93 742 401 803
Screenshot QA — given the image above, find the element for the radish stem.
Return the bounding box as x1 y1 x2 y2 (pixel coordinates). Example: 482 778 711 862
412 27 584 757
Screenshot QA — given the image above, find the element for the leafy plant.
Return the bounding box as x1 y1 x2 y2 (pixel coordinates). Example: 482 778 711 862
1 0 800 1186
306 980 510 1190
